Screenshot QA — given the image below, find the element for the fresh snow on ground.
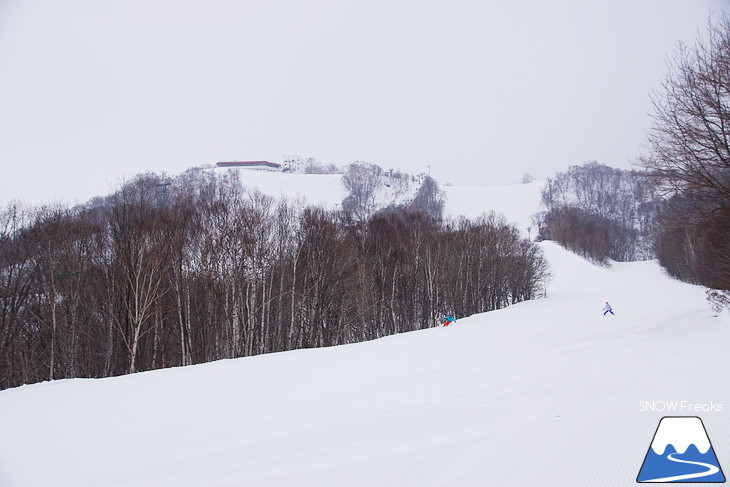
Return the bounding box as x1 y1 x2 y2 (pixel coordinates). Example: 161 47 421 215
1 172 729 486
442 181 542 235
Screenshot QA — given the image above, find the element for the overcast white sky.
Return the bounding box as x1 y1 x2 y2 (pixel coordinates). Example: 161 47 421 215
0 0 727 205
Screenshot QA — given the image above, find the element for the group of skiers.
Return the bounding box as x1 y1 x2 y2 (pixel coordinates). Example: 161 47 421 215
440 302 614 327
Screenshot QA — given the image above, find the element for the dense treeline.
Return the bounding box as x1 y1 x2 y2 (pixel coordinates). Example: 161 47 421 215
0 169 548 389
535 162 662 263
653 197 730 289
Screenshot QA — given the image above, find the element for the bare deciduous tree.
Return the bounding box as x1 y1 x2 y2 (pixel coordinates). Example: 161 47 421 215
639 14 730 205
342 162 383 219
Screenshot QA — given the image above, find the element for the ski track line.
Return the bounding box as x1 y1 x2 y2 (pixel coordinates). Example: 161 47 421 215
641 453 719 483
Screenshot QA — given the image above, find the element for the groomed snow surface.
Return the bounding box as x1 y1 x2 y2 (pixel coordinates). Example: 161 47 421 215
2 240 729 486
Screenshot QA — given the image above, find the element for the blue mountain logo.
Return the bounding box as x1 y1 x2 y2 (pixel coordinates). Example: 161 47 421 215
637 416 725 483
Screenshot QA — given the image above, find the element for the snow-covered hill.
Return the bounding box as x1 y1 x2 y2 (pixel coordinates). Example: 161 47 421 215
1 239 728 486
442 181 542 234
217 167 542 236
232 170 347 210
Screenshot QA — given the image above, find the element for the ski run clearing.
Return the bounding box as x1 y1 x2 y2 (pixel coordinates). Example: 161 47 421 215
1 178 730 486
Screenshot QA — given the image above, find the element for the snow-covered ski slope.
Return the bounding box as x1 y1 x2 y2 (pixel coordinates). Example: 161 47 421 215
2 239 730 486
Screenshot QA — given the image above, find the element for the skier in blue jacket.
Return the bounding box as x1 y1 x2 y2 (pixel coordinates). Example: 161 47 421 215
442 315 456 327
603 302 614 316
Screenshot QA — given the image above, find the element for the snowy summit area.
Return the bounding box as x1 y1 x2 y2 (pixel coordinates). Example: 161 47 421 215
222 165 542 236
1 172 729 487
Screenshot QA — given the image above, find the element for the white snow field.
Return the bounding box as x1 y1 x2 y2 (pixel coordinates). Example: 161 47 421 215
2 238 729 486
233 170 347 210
442 181 542 236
